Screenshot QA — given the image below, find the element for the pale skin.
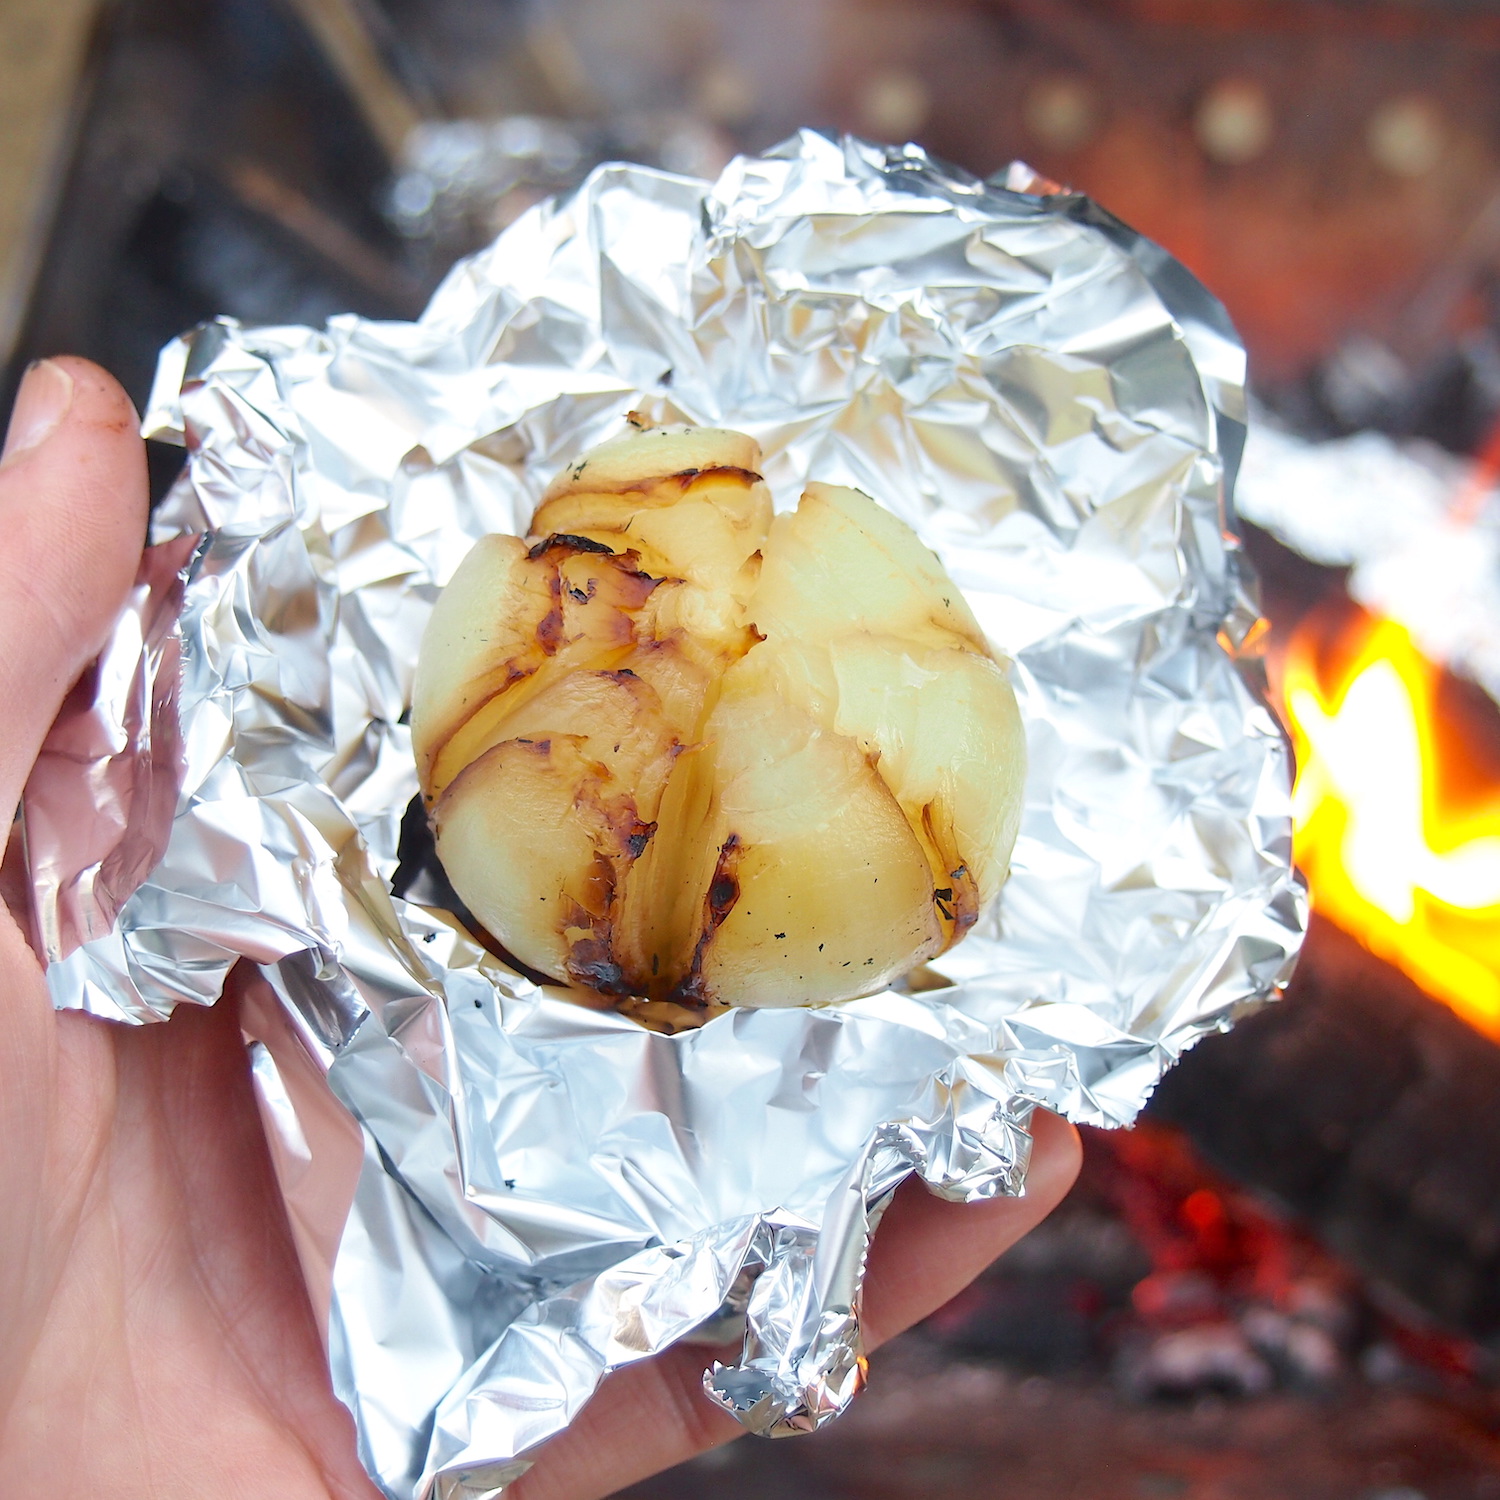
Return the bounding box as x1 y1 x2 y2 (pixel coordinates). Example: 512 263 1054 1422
0 357 1082 1499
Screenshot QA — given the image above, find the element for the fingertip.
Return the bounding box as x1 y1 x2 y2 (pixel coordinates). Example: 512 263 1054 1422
4 349 146 486
27 355 150 545
48 354 146 435
861 1107 1083 1349
1028 1107 1084 1205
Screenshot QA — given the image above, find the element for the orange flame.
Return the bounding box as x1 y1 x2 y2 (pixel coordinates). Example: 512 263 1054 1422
1282 609 1500 1039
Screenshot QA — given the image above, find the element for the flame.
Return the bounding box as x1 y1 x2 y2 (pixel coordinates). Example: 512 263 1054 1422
1282 608 1500 1038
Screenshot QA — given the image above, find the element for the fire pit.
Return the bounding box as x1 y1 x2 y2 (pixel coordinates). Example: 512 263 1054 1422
1149 507 1500 1344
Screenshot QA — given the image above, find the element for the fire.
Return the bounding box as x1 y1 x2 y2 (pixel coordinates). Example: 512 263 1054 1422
1282 608 1500 1038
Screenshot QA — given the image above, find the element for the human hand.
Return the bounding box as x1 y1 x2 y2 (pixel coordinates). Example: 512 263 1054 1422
0 357 1081 1499
0 357 380 1497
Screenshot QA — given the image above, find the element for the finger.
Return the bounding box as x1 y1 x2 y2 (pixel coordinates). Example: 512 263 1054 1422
504 1342 743 1500
861 1107 1082 1347
509 1109 1081 1500
0 357 148 825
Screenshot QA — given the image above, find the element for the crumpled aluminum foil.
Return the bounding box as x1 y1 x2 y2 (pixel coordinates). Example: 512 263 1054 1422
26 132 1304 1500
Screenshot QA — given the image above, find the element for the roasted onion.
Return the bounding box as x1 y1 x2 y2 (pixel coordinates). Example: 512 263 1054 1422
412 420 1026 1020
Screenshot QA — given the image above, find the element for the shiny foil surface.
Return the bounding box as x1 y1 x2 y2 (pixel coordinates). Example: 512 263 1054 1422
29 133 1304 1500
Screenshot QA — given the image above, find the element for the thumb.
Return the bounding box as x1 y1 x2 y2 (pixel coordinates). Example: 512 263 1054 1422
0 357 149 825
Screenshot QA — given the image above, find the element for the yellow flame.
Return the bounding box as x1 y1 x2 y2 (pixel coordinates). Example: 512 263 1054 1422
1284 612 1500 1039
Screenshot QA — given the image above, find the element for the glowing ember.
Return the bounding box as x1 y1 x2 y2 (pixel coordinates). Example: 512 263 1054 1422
1283 610 1500 1038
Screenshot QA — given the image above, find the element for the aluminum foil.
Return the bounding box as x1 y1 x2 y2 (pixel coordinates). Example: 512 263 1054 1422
27 132 1304 1500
